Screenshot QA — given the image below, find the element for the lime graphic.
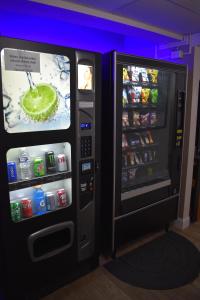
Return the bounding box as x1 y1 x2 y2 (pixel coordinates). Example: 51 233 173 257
20 84 58 122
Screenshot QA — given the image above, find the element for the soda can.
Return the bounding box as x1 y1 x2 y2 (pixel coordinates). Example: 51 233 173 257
56 188 67 207
7 162 17 182
45 151 56 174
21 198 33 218
56 154 67 172
33 157 45 177
10 200 21 222
45 192 56 211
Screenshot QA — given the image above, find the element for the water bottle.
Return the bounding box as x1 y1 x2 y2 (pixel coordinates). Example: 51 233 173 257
19 148 32 180
33 185 46 215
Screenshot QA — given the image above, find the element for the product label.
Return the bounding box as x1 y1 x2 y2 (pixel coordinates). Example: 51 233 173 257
4 49 40 73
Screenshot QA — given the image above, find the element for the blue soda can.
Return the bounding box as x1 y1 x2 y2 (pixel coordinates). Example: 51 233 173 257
7 162 17 182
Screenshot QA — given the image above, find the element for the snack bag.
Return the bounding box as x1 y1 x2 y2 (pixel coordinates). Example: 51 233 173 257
123 67 129 81
134 152 142 164
136 133 145 146
122 88 128 107
143 151 149 163
128 168 137 180
133 111 140 127
151 88 158 104
132 87 142 103
122 111 129 127
150 112 157 125
122 133 128 148
129 134 140 146
128 151 135 166
122 153 128 167
131 66 140 82
141 88 150 104
147 131 154 144
140 112 150 126
122 170 128 184
147 69 158 84
140 68 149 82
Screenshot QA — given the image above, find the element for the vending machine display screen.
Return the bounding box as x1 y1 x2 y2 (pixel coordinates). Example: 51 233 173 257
78 64 93 90
82 162 91 172
80 122 91 130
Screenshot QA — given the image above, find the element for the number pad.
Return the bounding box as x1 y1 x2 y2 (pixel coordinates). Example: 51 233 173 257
81 136 92 158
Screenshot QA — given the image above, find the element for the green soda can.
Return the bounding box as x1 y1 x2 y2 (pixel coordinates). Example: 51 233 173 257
33 157 45 177
10 200 21 222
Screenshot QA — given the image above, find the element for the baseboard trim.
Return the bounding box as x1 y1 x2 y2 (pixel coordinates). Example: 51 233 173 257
173 217 190 229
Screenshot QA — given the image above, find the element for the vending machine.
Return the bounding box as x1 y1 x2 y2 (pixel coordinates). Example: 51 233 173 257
0 37 101 299
102 51 186 255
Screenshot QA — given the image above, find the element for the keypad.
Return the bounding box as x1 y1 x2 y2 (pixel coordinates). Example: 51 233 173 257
81 136 92 158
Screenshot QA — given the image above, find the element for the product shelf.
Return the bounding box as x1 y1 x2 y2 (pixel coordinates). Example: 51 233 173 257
122 143 159 151
9 171 71 191
122 160 159 170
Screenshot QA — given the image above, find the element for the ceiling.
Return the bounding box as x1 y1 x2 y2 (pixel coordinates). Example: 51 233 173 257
61 0 200 35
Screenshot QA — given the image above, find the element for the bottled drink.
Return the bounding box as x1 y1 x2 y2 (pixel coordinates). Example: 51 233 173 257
33 185 46 215
19 148 32 180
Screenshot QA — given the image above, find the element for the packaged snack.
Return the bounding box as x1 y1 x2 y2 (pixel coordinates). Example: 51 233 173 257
129 134 140 146
140 68 149 82
152 150 157 160
122 133 128 148
136 133 145 146
147 167 153 176
136 152 143 164
133 111 140 127
122 88 128 107
122 111 129 127
131 87 141 104
140 112 150 126
148 150 153 161
134 152 140 164
143 151 149 163
123 67 129 81
128 168 137 180
131 66 140 82
151 89 158 104
141 88 150 104
150 112 157 125
122 170 128 184
147 69 158 84
122 153 128 167
147 131 154 144
128 151 135 166
127 66 132 81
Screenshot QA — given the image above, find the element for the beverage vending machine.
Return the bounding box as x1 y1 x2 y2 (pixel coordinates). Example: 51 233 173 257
0 37 101 299
102 51 186 255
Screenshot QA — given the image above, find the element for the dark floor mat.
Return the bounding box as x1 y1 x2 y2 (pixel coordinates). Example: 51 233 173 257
105 232 200 290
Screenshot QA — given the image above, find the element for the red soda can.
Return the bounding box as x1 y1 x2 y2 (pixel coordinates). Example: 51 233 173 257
21 198 33 218
56 189 67 207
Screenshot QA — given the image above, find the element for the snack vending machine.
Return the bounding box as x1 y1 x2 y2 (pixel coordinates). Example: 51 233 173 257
0 37 100 299
102 51 186 255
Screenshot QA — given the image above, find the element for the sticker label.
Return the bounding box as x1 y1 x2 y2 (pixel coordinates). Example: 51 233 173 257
4 49 40 73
